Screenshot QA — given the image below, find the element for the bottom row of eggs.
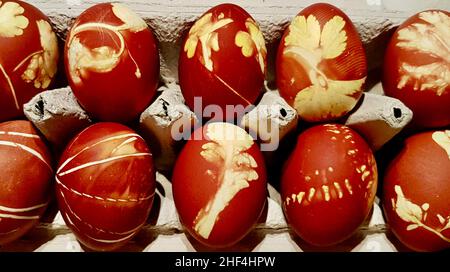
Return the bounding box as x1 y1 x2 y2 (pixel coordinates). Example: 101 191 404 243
0 120 448 251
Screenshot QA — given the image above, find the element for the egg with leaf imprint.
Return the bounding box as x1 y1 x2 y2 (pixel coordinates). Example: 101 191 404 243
179 4 267 120
382 10 450 129
281 124 377 246
0 0 59 122
64 3 159 123
276 3 367 122
383 130 450 251
172 122 267 248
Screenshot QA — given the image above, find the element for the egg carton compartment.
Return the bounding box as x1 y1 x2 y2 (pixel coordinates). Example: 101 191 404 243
1 0 448 252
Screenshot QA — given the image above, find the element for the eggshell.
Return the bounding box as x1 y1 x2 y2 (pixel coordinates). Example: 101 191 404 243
0 120 53 245
172 122 267 248
383 130 450 251
0 0 59 122
281 124 377 246
55 122 155 251
64 3 160 123
179 4 267 120
276 3 367 122
382 10 450 129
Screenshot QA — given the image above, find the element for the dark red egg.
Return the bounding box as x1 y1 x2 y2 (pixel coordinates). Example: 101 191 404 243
281 124 377 246
276 3 367 122
55 122 155 251
0 120 53 245
0 0 59 122
64 3 160 122
383 130 450 251
179 4 267 119
382 10 450 129
172 122 267 247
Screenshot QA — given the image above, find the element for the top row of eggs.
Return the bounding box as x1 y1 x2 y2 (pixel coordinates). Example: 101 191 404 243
0 1 448 129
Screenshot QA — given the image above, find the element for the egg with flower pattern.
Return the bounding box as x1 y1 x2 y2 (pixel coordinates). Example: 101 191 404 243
276 3 367 122
172 122 267 247
281 124 377 246
383 130 450 251
64 3 159 123
0 0 59 122
382 10 450 129
179 4 267 120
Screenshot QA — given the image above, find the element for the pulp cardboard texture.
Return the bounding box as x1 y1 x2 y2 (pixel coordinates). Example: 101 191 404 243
139 83 199 171
23 87 92 149
3 0 448 252
344 93 413 151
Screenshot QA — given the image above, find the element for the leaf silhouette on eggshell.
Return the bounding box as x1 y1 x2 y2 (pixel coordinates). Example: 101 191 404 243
392 185 450 242
194 123 259 239
293 78 364 120
0 1 29 38
406 224 419 231
68 37 120 84
21 20 59 89
320 16 347 59
396 11 450 96
393 185 423 224
112 3 147 33
283 14 363 121
432 130 450 159
284 15 321 55
235 18 267 74
184 13 233 71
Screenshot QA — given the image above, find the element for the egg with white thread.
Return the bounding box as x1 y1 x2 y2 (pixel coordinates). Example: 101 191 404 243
179 3 267 120
383 130 450 251
382 10 450 129
64 3 159 122
0 120 53 245
276 3 367 122
281 124 377 246
172 122 267 248
55 122 155 251
0 0 59 122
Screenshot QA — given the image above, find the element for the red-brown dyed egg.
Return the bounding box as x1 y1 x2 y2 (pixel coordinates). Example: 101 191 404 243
281 124 377 246
64 3 159 123
179 4 267 119
383 130 450 251
55 122 155 251
173 122 267 247
276 3 367 122
0 120 53 245
382 10 450 129
0 1 59 122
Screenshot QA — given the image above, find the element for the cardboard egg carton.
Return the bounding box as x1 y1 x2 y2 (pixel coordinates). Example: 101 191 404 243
3 0 447 252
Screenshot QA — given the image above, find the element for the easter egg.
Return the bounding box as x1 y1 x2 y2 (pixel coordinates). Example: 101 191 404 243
0 120 53 245
276 3 367 122
64 3 160 122
173 122 267 247
382 10 450 129
55 122 155 251
383 130 450 251
281 124 377 246
179 4 267 120
0 0 59 121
